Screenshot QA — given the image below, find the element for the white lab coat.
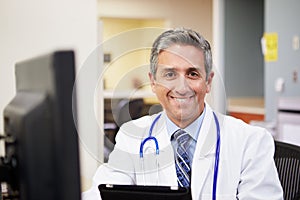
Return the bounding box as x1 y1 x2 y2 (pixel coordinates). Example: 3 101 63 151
82 104 283 200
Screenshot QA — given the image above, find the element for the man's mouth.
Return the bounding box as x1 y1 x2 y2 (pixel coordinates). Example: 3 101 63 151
171 96 193 103
175 97 188 103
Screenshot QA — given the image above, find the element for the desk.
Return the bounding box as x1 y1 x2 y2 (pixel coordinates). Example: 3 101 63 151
104 89 155 99
276 97 300 146
104 89 159 104
227 97 265 123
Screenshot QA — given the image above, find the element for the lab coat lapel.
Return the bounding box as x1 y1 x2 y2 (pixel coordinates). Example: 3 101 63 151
152 112 178 186
191 105 217 199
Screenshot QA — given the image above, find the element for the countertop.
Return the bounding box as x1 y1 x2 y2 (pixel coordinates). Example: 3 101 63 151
227 97 265 115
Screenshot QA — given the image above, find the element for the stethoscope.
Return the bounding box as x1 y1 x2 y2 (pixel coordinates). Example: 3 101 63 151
139 112 220 200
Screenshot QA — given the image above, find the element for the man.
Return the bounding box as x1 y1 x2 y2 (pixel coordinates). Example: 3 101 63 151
83 28 283 199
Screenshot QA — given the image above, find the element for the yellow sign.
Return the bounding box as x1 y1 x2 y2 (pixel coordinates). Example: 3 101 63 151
263 33 278 62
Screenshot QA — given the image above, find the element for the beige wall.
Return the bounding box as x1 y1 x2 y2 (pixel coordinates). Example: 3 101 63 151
99 0 213 91
101 18 165 90
98 0 212 43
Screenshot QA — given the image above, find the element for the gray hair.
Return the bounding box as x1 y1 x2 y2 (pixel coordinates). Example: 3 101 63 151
150 27 212 81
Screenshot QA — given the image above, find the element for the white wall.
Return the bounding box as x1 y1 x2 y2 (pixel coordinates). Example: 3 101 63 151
0 0 100 191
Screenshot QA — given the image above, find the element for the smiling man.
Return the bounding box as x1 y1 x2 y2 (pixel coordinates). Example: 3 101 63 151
149 43 213 128
82 28 283 200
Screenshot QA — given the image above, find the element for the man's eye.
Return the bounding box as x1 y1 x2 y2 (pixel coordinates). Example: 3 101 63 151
164 72 176 78
188 71 200 78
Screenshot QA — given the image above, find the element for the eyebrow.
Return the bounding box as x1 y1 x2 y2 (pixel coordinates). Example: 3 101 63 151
158 64 201 71
187 66 202 71
161 67 175 72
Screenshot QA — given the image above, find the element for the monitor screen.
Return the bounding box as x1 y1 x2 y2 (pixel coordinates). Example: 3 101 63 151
2 50 81 200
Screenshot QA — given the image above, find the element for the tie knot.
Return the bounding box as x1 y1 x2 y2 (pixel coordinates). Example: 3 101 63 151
173 129 189 144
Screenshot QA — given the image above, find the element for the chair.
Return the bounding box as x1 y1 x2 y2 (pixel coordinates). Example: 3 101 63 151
103 98 145 162
107 98 145 143
148 104 163 115
115 98 144 127
274 140 300 200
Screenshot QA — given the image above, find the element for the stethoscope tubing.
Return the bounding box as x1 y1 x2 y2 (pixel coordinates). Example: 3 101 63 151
139 114 161 158
212 112 220 200
139 111 220 200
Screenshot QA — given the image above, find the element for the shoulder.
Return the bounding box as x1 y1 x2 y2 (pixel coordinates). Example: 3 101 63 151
116 113 164 140
121 113 161 131
222 114 268 133
218 113 276 167
113 113 165 154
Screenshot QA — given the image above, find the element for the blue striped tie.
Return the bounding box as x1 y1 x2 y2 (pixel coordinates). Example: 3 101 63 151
172 129 192 187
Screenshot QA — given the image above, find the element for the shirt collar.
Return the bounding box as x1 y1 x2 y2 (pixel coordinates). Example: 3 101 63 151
166 105 206 141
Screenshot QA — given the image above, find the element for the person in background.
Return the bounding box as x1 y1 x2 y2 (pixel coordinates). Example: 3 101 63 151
82 27 283 200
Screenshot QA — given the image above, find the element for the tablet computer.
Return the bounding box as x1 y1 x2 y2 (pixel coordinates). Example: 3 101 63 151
98 184 192 200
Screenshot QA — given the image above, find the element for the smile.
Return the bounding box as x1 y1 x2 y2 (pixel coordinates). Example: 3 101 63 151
171 96 194 103
175 98 188 102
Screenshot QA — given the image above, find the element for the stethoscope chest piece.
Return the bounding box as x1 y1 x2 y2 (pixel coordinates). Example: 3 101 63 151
140 114 161 158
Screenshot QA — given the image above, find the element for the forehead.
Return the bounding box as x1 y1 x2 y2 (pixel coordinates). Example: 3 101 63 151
157 44 205 69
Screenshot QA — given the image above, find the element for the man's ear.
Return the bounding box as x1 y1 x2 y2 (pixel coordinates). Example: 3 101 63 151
206 71 214 93
148 72 156 92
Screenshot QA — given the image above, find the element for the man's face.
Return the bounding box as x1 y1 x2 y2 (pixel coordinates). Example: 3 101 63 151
149 44 214 128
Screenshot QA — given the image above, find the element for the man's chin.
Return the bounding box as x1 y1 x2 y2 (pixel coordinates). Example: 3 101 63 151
171 110 198 121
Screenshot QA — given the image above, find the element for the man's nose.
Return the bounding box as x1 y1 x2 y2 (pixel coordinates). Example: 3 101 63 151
174 75 190 95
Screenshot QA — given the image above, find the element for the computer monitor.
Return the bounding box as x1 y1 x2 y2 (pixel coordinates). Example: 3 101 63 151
2 50 81 200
